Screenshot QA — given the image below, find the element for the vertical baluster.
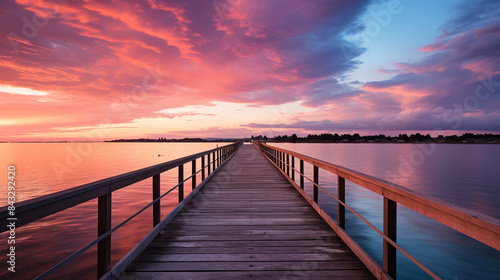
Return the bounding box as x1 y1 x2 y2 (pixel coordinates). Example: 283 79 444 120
97 193 111 278
192 159 196 190
313 165 319 203
286 154 290 176
212 151 216 170
178 164 184 202
153 174 160 226
291 156 295 181
338 176 345 229
300 160 304 189
383 198 397 279
281 152 284 170
207 153 211 174
201 156 205 180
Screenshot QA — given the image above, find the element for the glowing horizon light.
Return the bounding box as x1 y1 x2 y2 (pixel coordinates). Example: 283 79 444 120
0 120 15 125
0 85 50 96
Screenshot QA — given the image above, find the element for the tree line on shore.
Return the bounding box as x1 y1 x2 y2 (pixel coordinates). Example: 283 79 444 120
251 133 500 143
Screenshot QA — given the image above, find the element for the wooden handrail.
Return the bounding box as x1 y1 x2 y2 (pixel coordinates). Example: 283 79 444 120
255 142 500 249
0 142 240 229
0 141 242 279
253 141 500 279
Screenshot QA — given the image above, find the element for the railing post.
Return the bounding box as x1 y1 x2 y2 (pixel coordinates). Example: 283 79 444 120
178 164 184 202
338 176 345 229
286 154 290 176
291 156 295 181
97 193 111 278
201 156 205 181
278 151 281 168
207 153 211 174
313 166 319 203
192 159 196 190
281 152 284 170
212 151 216 170
384 197 397 279
153 174 160 226
300 160 304 189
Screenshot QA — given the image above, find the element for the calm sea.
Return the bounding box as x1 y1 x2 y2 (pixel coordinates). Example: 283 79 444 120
1 142 499 279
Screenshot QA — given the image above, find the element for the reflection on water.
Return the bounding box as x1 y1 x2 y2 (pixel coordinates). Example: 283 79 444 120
0 143 224 280
274 143 500 280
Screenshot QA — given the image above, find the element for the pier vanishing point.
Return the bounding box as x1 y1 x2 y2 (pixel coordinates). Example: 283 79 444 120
1 142 499 279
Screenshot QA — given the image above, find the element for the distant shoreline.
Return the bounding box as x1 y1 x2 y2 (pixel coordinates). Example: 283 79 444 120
2 132 500 144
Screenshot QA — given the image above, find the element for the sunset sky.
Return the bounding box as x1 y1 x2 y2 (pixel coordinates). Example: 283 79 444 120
1 0 499 141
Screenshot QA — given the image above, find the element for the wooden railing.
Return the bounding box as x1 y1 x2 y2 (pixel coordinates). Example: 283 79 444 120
0 142 242 279
253 141 500 280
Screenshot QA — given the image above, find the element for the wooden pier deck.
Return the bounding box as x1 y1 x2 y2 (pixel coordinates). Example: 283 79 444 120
120 144 375 279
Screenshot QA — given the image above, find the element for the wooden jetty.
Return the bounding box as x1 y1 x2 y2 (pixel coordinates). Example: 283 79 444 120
1 141 499 280
119 144 375 279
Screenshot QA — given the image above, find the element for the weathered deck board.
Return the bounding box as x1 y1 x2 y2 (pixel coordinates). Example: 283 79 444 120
120 144 375 279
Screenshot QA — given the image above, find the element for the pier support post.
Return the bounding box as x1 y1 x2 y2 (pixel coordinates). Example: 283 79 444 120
338 176 345 229
153 174 160 226
313 165 319 203
178 164 184 202
97 193 111 278
384 197 397 279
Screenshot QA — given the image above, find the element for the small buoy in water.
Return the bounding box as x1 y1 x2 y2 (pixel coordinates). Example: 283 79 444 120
158 154 163 157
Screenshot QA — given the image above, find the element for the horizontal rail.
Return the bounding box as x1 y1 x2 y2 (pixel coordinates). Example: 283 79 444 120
0 143 239 230
254 141 500 279
0 141 242 279
256 142 500 250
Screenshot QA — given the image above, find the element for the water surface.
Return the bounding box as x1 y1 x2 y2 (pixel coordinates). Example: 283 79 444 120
1 142 499 279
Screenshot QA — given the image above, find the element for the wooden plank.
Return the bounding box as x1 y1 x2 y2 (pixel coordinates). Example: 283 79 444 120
121 270 374 280
148 240 344 248
155 234 338 241
127 260 368 271
135 252 358 262
141 245 349 254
